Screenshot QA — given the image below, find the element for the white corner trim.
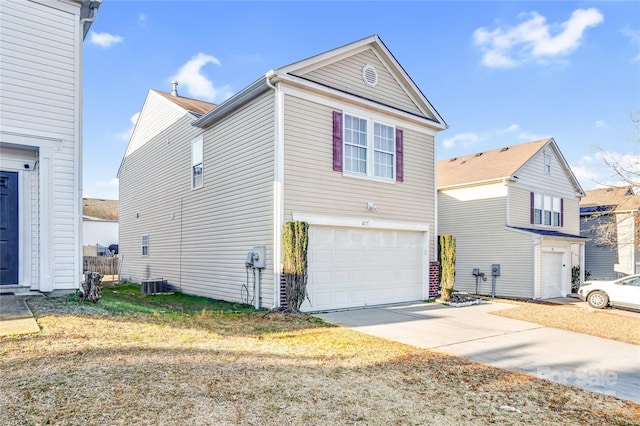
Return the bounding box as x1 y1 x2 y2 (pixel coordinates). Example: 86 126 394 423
291 213 429 232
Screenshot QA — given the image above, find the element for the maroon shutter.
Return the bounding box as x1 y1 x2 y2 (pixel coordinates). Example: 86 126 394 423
332 111 343 172
560 198 564 227
395 129 404 182
530 192 535 224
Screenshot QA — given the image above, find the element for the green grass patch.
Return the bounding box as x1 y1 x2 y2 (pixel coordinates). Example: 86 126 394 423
95 282 258 315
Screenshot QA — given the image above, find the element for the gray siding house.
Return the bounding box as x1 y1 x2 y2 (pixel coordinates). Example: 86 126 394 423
0 0 100 293
580 186 640 280
118 35 447 311
437 138 586 299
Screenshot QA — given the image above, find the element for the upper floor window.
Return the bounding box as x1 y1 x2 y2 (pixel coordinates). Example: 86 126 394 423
532 192 563 227
338 112 400 181
544 153 551 174
191 136 203 189
141 234 149 256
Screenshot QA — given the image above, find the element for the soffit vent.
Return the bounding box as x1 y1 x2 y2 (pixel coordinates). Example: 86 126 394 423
362 64 378 87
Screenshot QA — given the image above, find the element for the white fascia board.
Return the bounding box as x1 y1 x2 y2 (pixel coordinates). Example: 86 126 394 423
438 177 513 191
276 77 443 134
292 213 430 232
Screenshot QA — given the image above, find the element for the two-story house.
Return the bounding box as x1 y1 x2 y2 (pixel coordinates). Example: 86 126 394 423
0 0 100 293
437 138 586 299
118 35 447 311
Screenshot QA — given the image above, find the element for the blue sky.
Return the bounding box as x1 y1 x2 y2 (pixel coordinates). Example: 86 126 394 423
83 1 640 200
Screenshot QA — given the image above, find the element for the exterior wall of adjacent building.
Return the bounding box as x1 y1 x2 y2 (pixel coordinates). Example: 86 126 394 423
438 143 584 299
438 183 535 298
0 0 84 292
119 91 276 307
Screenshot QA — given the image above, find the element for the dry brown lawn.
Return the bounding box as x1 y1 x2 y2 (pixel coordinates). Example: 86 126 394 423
488 298 640 345
0 297 638 425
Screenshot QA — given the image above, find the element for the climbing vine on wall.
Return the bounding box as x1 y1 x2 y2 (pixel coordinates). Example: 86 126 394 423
282 221 309 311
438 235 456 301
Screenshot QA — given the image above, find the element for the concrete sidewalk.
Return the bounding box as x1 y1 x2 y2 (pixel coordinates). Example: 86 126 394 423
315 301 640 404
0 294 41 336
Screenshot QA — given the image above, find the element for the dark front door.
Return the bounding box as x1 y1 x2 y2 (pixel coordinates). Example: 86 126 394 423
0 171 19 285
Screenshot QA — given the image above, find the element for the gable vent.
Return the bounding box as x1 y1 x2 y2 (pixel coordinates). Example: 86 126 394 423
362 64 378 87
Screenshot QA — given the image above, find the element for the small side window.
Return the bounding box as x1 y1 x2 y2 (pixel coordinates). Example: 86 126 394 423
141 235 149 256
192 136 203 189
544 153 551 174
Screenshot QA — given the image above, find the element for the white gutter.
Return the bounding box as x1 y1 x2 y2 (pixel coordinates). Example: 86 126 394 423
80 0 102 40
192 77 271 128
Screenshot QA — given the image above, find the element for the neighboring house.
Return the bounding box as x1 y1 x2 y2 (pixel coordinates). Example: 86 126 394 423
0 0 100 292
118 35 447 311
82 198 119 254
580 186 640 279
437 138 586 299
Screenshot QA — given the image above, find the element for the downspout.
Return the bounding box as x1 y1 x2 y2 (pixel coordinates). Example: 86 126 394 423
79 0 102 40
532 235 543 298
503 178 510 227
266 70 284 309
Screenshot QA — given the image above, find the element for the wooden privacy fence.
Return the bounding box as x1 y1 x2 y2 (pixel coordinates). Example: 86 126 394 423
83 255 119 276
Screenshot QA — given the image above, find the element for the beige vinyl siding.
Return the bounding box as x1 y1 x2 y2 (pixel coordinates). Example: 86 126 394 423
283 94 437 259
438 184 535 299
509 185 581 235
510 147 582 231
0 0 82 291
119 92 276 307
125 91 188 157
300 49 426 118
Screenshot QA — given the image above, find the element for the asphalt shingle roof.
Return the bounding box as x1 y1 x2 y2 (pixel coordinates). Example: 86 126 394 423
152 90 216 115
437 138 553 188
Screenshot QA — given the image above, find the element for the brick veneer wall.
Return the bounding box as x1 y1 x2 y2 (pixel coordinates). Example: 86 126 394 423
429 261 441 298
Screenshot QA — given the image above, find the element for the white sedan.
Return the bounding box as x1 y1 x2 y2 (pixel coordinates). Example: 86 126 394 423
578 274 640 310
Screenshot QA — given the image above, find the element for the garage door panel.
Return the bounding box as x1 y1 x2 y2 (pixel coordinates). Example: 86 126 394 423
302 226 425 312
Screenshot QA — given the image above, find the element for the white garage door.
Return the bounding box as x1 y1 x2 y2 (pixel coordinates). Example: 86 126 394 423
301 226 425 312
541 251 565 299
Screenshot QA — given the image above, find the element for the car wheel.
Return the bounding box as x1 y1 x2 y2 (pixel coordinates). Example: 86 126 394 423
587 291 609 309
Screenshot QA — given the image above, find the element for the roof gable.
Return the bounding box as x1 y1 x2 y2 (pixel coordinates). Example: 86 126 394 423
121 90 215 163
581 186 640 211
438 138 584 195
275 35 446 128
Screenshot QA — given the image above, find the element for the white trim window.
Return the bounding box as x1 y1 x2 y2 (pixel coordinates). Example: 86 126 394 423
141 234 149 256
343 113 395 180
533 193 562 227
191 136 203 189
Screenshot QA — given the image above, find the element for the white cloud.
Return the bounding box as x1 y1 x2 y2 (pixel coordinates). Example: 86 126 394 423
501 124 519 134
170 53 233 102
117 112 140 141
139 13 147 22
89 31 124 48
473 8 603 68
595 120 606 128
621 28 640 61
442 133 479 149
518 132 547 141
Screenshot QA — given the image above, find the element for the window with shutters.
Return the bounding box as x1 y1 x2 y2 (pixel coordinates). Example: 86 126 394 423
532 192 563 227
335 111 402 182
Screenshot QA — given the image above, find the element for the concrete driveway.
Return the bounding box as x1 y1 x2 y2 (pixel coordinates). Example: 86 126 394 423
315 301 640 404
